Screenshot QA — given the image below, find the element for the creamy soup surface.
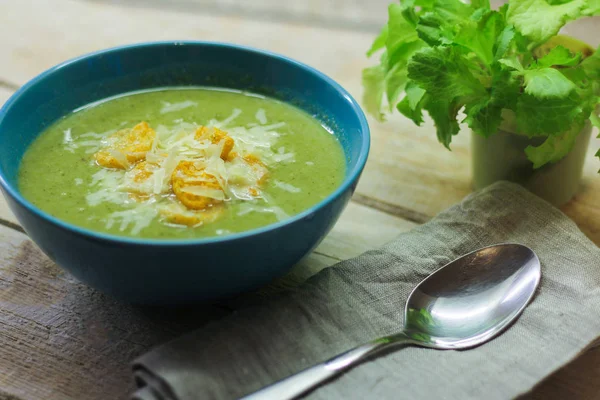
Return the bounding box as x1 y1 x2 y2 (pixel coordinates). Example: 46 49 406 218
19 88 346 239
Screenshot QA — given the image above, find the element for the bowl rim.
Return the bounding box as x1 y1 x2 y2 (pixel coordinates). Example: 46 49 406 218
0 40 370 246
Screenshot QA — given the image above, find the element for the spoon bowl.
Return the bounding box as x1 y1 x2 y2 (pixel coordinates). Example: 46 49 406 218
243 243 542 400
405 243 541 349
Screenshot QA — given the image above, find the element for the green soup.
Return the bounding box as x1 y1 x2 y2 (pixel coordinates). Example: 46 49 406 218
18 88 345 239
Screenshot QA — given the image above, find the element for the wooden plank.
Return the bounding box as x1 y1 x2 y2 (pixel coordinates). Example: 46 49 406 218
0 224 229 400
88 0 390 32
0 201 413 400
0 0 374 88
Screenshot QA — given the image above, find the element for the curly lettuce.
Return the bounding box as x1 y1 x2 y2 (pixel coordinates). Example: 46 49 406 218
363 0 600 169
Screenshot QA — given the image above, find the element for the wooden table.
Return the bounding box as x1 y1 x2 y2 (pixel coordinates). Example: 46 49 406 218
0 1 599 399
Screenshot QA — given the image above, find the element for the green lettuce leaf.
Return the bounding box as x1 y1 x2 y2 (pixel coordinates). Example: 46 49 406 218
366 25 388 57
454 10 504 66
524 122 584 167
414 0 474 45
465 67 520 136
385 62 409 111
431 0 474 22
498 56 525 72
471 0 491 8
494 26 516 61
591 110 600 128
580 46 600 80
415 12 455 46
491 68 522 110
361 0 599 171
464 97 503 137
506 0 587 46
362 65 386 121
516 91 584 135
387 3 420 65
591 109 600 170
534 45 582 68
407 47 486 99
405 81 427 109
583 0 600 14
385 40 426 109
522 68 577 98
396 81 427 125
424 99 461 148
593 108 600 170
407 46 486 147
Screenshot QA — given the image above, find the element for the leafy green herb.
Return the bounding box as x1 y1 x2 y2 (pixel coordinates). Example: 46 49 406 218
591 112 600 171
534 45 582 68
506 0 588 47
363 0 600 169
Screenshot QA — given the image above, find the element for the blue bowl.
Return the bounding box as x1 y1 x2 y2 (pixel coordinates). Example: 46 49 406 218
0 42 370 304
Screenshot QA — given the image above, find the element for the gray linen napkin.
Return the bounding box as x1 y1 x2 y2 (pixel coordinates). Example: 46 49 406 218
132 182 600 400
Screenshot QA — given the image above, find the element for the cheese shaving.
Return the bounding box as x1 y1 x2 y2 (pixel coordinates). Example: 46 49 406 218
63 128 73 144
237 204 289 221
255 108 267 124
160 100 197 114
273 180 301 193
76 108 300 235
179 186 225 200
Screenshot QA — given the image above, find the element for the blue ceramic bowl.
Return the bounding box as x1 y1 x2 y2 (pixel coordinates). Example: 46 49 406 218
0 42 369 304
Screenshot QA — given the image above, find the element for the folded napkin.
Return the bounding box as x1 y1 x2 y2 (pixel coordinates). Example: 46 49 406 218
132 182 600 400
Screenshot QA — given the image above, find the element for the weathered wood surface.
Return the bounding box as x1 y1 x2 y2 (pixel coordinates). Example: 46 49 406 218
0 88 11 103
88 0 391 32
0 1 599 399
0 224 227 400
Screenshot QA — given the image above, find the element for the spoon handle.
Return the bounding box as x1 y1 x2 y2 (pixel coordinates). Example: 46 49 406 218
240 333 413 400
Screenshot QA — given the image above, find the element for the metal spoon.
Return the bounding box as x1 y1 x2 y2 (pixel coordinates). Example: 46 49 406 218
242 243 541 400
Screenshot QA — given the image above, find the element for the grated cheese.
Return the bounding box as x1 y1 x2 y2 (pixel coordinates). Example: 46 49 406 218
105 205 158 235
236 203 289 221
216 108 242 127
273 180 301 193
73 107 301 235
80 132 109 139
160 100 197 114
63 128 73 144
179 185 225 200
107 149 130 169
255 108 267 124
